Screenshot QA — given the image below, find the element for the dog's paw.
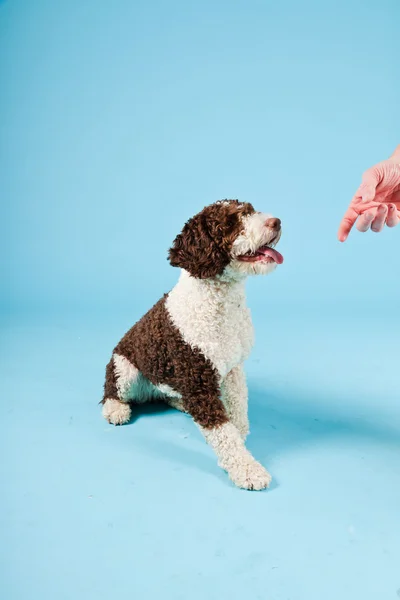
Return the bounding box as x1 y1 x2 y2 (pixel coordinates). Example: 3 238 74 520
229 460 272 491
102 398 132 426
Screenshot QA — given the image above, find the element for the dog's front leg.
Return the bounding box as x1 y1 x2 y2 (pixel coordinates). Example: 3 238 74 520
183 387 271 491
222 365 249 440
201 421 271 491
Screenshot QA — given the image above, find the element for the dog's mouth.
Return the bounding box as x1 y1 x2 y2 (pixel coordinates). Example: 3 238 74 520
237 243 284 264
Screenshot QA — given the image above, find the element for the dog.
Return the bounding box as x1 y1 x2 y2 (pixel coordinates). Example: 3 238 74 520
101 200 283 490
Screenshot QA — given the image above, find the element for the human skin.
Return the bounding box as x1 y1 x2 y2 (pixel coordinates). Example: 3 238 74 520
338 145 400 242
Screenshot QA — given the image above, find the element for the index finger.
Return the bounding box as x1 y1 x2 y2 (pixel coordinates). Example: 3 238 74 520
338 206 359 242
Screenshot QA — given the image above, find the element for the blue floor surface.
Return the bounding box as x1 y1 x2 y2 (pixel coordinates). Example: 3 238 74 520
1 308 399 600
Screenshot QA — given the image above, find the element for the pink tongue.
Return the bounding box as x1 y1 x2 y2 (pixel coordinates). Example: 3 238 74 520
261 247 284 264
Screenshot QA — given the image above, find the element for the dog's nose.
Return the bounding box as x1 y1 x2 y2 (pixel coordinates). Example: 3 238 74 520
265 217 281 230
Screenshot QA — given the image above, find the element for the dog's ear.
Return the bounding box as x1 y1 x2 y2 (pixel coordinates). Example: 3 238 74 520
168 210 230 279
168 201 255 279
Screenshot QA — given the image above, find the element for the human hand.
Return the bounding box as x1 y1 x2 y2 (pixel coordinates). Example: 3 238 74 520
338 145 400 242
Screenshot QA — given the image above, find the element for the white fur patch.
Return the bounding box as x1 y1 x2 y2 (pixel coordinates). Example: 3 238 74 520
202 422 271 490
232 212 272 256
229 211 281 277
165 272 254 378
102 398 132 425
113 353 139 400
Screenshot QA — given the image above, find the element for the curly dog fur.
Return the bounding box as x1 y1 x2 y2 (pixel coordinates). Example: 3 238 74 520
101 200 283 490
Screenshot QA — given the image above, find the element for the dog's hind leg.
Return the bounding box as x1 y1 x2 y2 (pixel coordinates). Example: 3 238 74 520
101 353 140 425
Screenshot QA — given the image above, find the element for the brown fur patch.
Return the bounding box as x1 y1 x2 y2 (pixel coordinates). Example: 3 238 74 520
103 358 118 401
168 199 255 279
103 296 227 429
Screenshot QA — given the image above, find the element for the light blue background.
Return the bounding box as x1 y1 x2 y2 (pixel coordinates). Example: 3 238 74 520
1 1 399 599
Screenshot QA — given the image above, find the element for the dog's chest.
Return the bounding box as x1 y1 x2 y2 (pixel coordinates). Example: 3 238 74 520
166 275 254 378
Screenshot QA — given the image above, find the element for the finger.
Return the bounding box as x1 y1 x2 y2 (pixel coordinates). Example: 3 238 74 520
392 188 400 208
338 207 359 242
356 212 375 232
371 204 388 232
386 204 400 228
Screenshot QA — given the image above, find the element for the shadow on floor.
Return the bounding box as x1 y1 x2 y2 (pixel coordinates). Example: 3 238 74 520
125 383 400 483
247 383 400 460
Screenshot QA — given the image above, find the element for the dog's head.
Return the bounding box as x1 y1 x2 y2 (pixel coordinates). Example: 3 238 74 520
168 199 283 280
